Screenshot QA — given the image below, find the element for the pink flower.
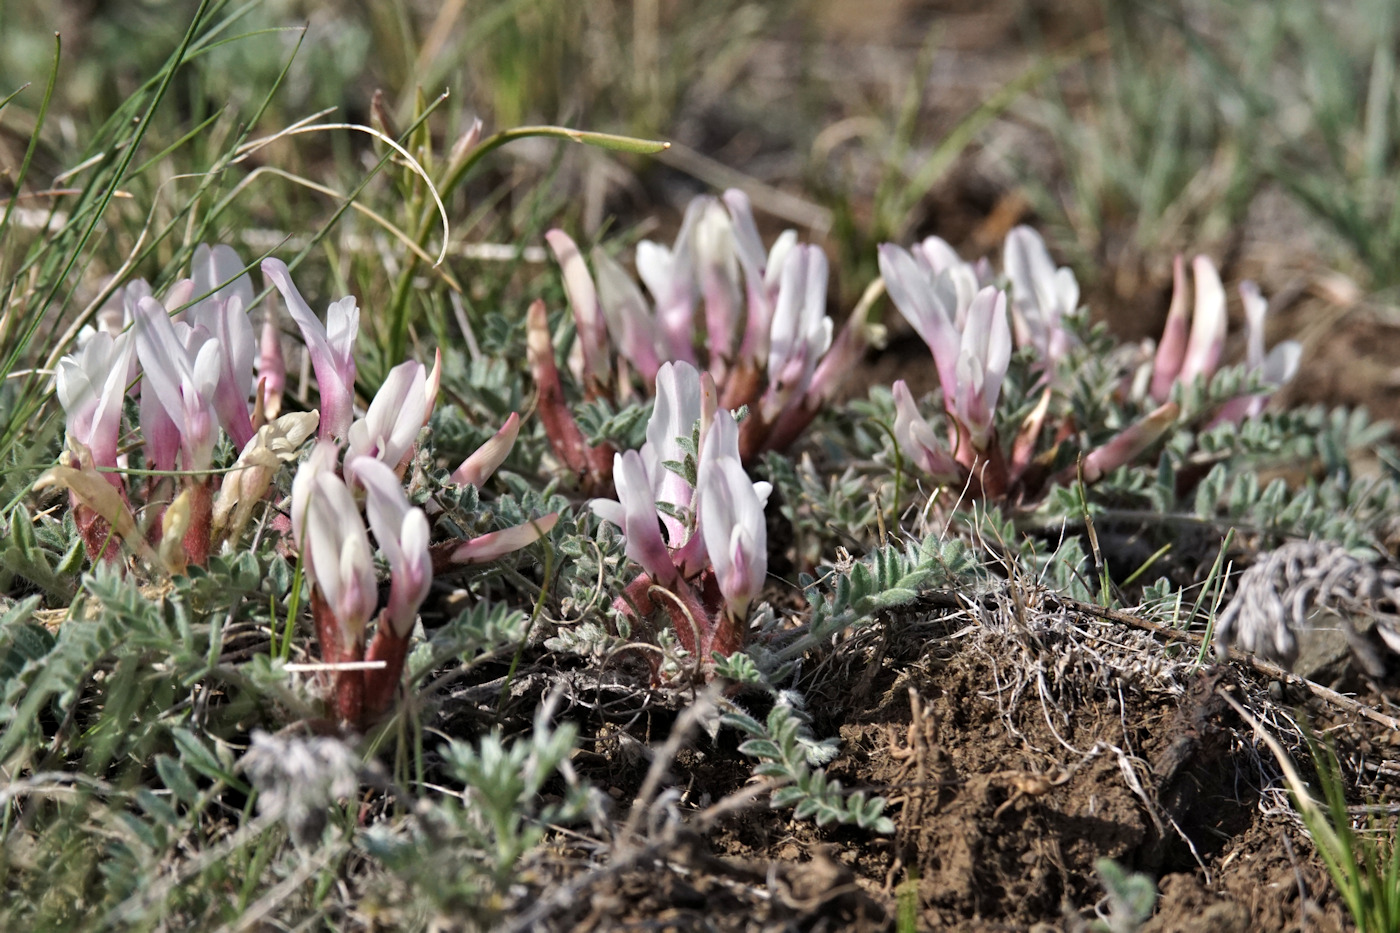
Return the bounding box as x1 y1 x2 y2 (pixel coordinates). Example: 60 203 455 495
590 245 663 382
724 189 797 367
592 449 680 586
257 305 286 420
1214 281 1303 422
262 259 359 440
451 412 521 487
642 361 705 547
450 512 560 564
878 242 967 401
546 229 612 389
891 380 961 482
881 241 1011 452
949 287 1012 451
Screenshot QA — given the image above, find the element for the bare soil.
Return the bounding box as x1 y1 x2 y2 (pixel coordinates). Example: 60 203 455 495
442 582 1398 931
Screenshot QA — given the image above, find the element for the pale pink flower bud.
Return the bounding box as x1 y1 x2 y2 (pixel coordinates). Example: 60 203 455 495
547 229 611 389
450 512 559 564
301 466 377 654
951 287 1011 451
761 245 833 422
591 449 680 586
451 412 520 487
55 329 135 487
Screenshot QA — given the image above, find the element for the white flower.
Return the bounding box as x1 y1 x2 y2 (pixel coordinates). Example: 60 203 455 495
1003 225 1078 370
762 245 833 421
55 329 135 483
346 352 440 470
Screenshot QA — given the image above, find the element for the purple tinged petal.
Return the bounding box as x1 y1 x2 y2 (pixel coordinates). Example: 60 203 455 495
133 296 191 426
190 244 255 318
637 199 703 362
644 361 702 544
914 237 978 322
951 287 1011 449
699 408 771 525
133 295 222 471
291 439 342 552
262 258 358 440
722 188 766 287
347 455 432 638
55 330 135 480
687 199 742 369
699 455 767 620
257 304 286 419
141 383 180 474
452 412 521 487
1004 225 1077 368
305 471 377 650
188 291 255 449
609 450 680 584
762 246 832 421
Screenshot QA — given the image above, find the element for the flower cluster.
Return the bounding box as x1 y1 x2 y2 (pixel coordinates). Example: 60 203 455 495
590 360 769 661
49 245 299 570
531 189 875 491
48 246 555 728
882 226 1301 501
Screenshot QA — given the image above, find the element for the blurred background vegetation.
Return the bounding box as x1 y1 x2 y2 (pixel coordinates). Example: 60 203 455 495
3 0 1399 449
